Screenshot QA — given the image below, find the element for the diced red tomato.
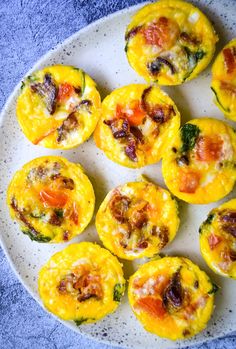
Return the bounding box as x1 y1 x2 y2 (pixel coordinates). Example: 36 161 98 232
196 135 223 162
116 102 146 126
39 188 68 208
142 17 179 50
135 296 166 318
208 233 222 250
70 202 79 225
57 83 74 102
223 47 236 74
179 170 200 194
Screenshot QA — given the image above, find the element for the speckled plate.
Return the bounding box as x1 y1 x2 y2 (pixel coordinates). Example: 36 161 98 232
0 1 236 348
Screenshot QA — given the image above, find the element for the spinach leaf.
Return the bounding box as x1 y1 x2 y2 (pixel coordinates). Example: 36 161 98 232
54 209 64 218
205 213 215 225
183 48 206 81
180 123 200 153
22 229 51 242
113 283 125 302
208 283 219 295
74 318 88 326
211 87 229 112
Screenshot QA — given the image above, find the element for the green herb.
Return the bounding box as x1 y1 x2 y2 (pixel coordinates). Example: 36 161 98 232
208 283 219 294
74 318 88 326
211 87 229 113
30 211 45 219
27 74 38 83
22 229 51 243
54 209 64 218
205 213 215 225
180 123 200 153
113 283 125 302
183 48 206 81
194 50 206 62
124 42 128 52
20 81 25 90
80 70 86 95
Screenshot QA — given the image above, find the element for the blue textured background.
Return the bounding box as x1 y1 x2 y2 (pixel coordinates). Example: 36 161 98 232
0 1 236 348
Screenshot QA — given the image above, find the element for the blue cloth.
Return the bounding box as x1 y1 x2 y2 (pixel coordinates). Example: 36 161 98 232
0 1 236 348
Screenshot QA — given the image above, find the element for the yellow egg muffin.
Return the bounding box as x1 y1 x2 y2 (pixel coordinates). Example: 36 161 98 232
211 38 236 121
94 84 180 168
162 118 236 204
200 199 236 279
96 181 179 260
7 156 95 243
128 257 216 340
38 242 125 324
125 0 218 85
17 65 101 149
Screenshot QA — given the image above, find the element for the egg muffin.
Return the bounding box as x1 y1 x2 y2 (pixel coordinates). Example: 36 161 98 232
96 181 179 260
200 199 236 279
125 0 218 85
162 118 236 204
128 257 216 340
7 156 95 243
38 242 125 324
211 39 236 121
94 84 180 168
17 65 101 149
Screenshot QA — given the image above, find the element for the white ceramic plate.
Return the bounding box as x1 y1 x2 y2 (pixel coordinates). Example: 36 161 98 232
0 1 236 348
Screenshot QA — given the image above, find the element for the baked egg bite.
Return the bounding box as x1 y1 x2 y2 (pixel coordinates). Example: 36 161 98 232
128 257 216 340
38 242 125 324
200 199 236 279
7 156 95 243
94 84 180 168
125 0 218 85
17 65 101 149
96 180 179 260
162 118 236 204
211 38 236 121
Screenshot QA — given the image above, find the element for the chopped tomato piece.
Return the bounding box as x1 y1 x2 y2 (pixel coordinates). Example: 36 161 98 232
70 202 79 225
179 170 200 194
57 83 74 102
208 233 222 250
135 296 166 318
39 188 68 208
116 102 146 126
223 47 236 74
196 135 223 162
142 17 179 50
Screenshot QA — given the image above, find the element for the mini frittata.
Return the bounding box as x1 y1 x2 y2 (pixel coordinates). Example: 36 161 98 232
96 181 179 260
38 242 125 324
7 156 95 243
94 84 180 168
17 65 101 149
125 0 218 85
200 199 236 279
211 38 236 121
128 257 216 340
162 118 236 204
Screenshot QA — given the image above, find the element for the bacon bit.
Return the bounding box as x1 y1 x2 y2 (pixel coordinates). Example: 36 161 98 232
130 201 148 229
125 138 138 162
208 233 222 250
195 135 223 162
104 118 129 139
220 81 236 95
10 198 40 237
229 250 236 261
125 25 142 41
130 126 144 143
163 271 183 310
179 32 200 46
223 47 236 74
218 248 232 272
179 169 200 194
184 295 208 320
70 202 79 225
57 112 78 142
63 230 69 241
48 212 63 226
142 17 179 49
109 192 131 223
135 297 166 318
219 210 236 238
57 83 74 102
31 73 58 114
137 240 148 249
141 87 175 123
39 188 68 208
58 177 75 190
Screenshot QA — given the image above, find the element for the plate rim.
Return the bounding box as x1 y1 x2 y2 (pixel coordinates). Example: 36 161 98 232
0 1 234 348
